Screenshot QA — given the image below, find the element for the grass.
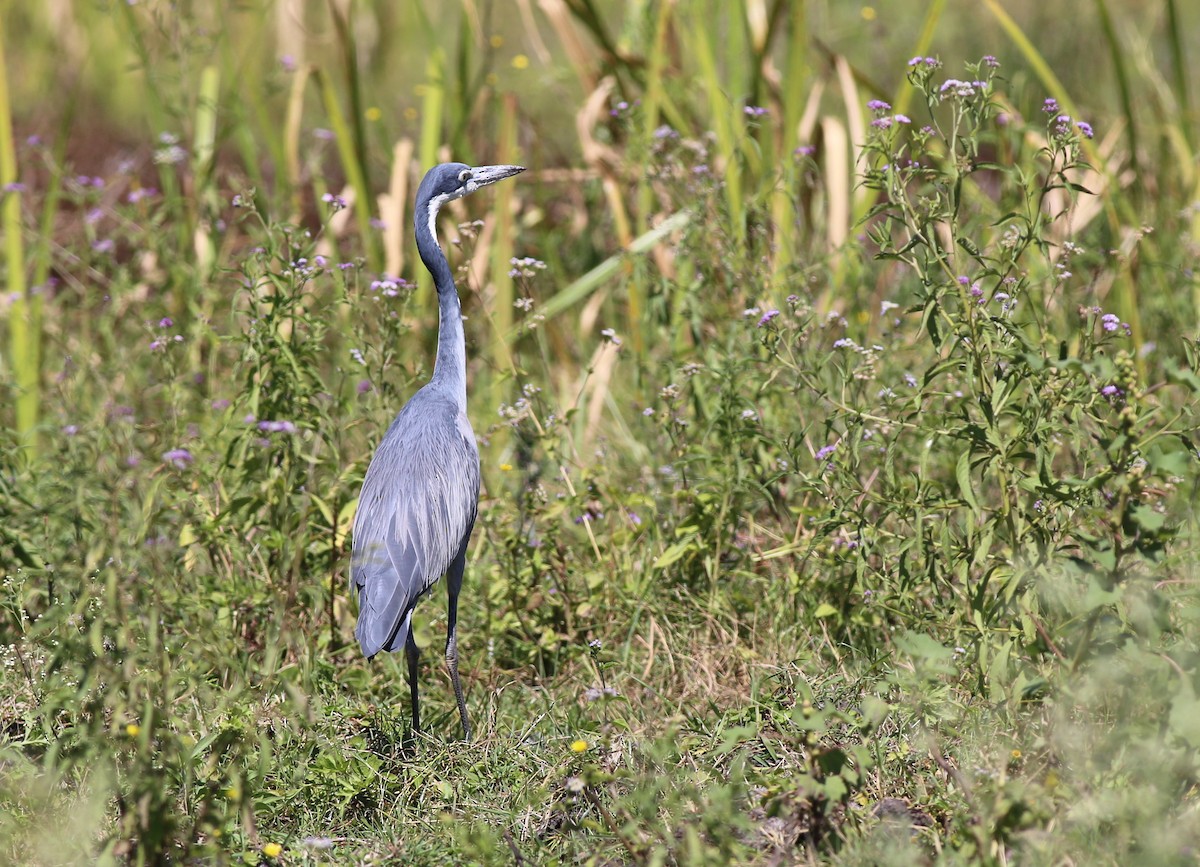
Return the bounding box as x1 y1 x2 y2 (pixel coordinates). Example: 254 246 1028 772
1 1 1199 865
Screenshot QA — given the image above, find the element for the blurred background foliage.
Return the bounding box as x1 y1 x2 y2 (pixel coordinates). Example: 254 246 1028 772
0 0 1198 864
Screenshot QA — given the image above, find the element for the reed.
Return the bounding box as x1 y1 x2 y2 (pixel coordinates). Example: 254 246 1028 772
0 12 34 449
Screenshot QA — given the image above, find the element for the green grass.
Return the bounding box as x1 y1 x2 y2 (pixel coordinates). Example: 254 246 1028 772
1 2 1199 865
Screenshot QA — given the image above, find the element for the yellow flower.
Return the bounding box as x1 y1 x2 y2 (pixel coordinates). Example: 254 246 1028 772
511 54 530 70
125 723 140 737
490 34 504 48
1010 749 1022 760
570 739 589 754
262 842 283 858
500 463 513 472
861 6 877 20
365 106 382 122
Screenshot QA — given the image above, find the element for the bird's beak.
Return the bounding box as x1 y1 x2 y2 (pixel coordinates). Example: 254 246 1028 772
471 164 526 187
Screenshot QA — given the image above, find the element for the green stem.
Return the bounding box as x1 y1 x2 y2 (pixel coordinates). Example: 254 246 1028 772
0 13 36 451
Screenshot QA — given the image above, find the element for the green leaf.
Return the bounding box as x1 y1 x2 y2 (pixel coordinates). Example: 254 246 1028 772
653 539 694 571
957 450 981 514
813 603 838 619
1131 504 1166 532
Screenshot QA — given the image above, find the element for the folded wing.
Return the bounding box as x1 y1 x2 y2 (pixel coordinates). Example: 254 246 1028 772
350 392 480 658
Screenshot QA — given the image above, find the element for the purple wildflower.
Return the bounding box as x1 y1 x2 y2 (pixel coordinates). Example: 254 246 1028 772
321 192 347 210
743 105 768 118
1042 98 1060 114
816 444 837 461
61 424 79 436
758 309 780 327
1100 384 1121 396
983 55 999 67
867 99 891 112
1101 313 1121 332
357 379 373 395
939 79 976 97
1076 121 1094 139
257 420 298 434
893 114 911 124
211 399 231 410
162 448 193 468
794 145 816 157
158 317 173 328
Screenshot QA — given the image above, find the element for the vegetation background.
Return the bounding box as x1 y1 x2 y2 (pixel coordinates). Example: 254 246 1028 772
1 0 1198 864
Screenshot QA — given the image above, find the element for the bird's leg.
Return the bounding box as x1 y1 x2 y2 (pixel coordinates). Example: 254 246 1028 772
446 549 471 741
405 629 421 735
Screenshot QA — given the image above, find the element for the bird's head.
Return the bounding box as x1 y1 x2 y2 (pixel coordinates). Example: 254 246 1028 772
417 162 525 213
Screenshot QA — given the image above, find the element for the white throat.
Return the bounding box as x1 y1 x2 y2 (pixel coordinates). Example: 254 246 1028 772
425 193 452 248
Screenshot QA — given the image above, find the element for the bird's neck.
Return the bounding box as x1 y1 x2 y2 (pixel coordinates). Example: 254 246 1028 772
417 206 468 406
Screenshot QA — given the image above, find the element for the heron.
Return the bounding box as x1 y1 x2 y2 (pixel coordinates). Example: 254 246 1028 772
351 162 525 740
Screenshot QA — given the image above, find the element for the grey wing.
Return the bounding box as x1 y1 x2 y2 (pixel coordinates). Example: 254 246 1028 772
350 400 481 658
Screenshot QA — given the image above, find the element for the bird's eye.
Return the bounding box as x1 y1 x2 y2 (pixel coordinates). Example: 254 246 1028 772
458 169 472 183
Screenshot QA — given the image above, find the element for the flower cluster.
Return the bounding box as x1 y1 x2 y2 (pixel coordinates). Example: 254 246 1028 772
1044 100 1095 147
509 256 547 278
369 275 408 297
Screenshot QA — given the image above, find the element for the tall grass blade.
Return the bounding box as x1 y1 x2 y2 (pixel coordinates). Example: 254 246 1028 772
632 0 675 352
0 12 35 448
192 65 220 280
283 64 312 220
383 138 415 278
416 42 447 309
893 0 945 116
771 0 808 282
490 94 520 362
688 14 743 241
821 116 850 252
1164 0 1193 149
535 210 691 329
328 0 371 208
315 68 379 271
1092 0 1138 182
